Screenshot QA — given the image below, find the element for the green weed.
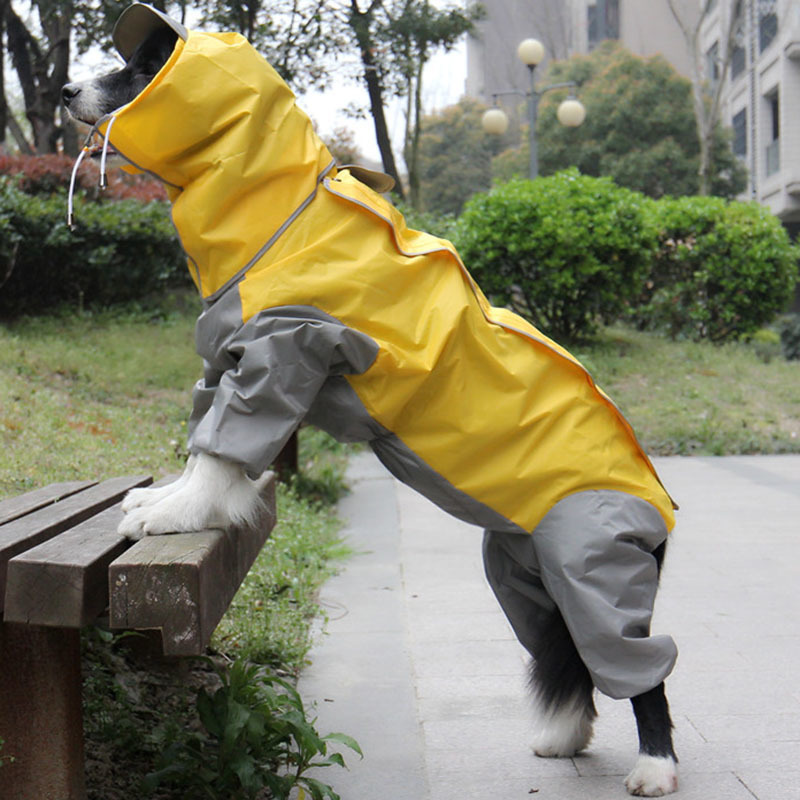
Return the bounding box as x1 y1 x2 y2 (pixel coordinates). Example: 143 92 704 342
143 659 361 800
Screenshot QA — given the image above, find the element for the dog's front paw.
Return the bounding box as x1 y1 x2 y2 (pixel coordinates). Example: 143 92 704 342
121 485 168 513
117 496 208 539
625 755 678 796
117 507 150 540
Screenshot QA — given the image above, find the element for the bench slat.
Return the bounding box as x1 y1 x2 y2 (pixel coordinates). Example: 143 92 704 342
4 506 130 627
108 474 276 656
0 481 97 526
0 475 152 614
3 477 177 628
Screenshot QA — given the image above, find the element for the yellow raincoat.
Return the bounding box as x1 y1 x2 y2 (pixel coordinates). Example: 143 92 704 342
96 20 675 537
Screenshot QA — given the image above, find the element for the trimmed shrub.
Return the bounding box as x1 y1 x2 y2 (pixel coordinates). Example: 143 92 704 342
635 196 799 342
0 181 188 317
454 169 656 341
0 153 168 203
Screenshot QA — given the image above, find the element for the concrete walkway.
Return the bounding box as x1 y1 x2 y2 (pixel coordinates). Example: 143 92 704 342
298 453 800 799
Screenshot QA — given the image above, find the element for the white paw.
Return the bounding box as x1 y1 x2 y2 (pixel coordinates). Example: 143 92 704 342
116 453 262 540
117 507 150 540
121 484 172 512
117 511 147 540
121 456 195 512
117 493 213 538
531 697 595 758
625 755 678 796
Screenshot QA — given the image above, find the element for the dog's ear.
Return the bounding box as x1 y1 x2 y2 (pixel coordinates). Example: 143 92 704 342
129 27 179 81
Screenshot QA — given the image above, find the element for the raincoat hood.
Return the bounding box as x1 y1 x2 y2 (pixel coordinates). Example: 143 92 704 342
97 22 336 299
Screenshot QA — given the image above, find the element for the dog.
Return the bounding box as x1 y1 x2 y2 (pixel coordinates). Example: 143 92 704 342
63 8 679 796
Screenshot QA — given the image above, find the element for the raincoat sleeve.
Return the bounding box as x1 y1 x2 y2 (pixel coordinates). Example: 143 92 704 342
187 305 379 476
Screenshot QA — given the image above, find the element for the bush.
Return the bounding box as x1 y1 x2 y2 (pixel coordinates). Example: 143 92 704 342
634 195 799 342
0 153 167 202
454 170 656 341
0 180 188 317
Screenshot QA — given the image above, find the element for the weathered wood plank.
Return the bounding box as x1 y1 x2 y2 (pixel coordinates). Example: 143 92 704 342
3 476 173 628
4 506 129 627
0 475 152 613
0 481 97 526
108 473 276 656
0 622 85 800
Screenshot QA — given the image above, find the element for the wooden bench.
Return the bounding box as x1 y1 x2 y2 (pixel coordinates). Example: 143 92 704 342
0 473 276 800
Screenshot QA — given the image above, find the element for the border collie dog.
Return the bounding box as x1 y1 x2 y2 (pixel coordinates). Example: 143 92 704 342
63 9 679 796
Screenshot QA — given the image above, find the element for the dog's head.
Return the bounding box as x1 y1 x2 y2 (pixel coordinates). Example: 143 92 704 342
62 26 178 127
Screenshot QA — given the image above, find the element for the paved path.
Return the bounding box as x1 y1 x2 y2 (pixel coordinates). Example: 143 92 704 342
298 453 800 799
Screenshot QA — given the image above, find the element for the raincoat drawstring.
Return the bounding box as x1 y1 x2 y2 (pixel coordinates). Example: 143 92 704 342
67 131 94 230
67 116 116 230
99 115 117 190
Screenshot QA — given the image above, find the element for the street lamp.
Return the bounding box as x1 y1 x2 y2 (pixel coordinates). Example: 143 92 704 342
481 38 586 179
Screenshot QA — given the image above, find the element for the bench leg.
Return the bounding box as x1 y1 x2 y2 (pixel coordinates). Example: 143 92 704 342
0 622 86 800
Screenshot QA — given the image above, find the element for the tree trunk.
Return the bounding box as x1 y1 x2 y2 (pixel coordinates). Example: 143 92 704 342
406 58 424 208
5 2 72 154
0 0 7 147
349 0 405 198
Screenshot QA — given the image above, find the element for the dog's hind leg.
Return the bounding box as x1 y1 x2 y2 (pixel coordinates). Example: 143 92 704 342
482 530 596 758
528 609 597 758
625 682 678 796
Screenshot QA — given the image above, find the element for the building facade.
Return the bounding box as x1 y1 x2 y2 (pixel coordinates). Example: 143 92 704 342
465 1 693 106
699 0 800 224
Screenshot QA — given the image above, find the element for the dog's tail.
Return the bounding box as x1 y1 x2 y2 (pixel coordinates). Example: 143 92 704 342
527 607 596 719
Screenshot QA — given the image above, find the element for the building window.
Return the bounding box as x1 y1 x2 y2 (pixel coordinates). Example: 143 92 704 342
731 43 745 79
706 42 720 89
765 90 780 176
759 1 778 53
732 109 747 159
588 0 620 50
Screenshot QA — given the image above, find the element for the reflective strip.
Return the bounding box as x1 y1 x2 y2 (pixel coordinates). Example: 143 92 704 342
203 159 337 305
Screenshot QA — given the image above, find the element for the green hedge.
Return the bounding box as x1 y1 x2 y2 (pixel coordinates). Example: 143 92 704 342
0 181 189 317
635 195 799 342
454 170 657 341
454 172 799 343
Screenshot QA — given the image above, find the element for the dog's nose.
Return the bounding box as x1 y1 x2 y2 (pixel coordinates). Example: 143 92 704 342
62 83 81 106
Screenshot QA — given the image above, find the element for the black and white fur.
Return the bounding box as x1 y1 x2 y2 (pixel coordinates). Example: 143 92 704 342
62 28 679 796
62 26 179 131
528 543 677 796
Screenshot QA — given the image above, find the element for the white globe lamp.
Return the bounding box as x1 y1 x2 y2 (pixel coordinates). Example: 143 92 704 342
557 97 587 127
517 38 545 67
481 107 510 136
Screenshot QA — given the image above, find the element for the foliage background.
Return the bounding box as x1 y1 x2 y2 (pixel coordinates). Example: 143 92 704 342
490 42 747 200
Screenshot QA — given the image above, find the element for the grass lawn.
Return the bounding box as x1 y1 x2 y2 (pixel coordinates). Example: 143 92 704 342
580 326 800 456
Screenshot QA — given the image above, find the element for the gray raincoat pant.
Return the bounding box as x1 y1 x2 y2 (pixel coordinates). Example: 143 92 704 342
483 489 678 700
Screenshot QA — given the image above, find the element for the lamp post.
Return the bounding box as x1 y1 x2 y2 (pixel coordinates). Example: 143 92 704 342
481 38 586 179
